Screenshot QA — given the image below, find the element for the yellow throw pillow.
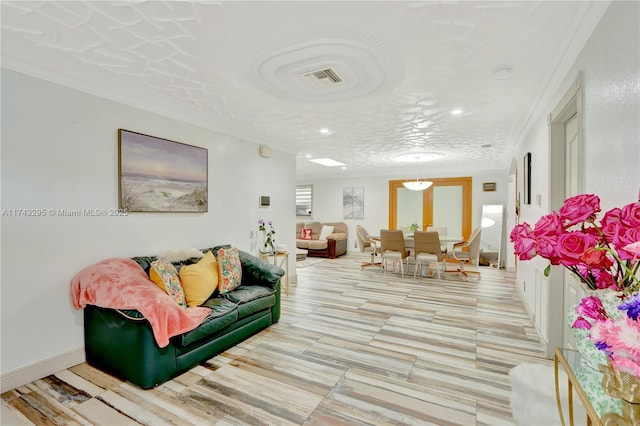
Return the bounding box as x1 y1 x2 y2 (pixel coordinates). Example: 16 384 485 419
179 251 219 307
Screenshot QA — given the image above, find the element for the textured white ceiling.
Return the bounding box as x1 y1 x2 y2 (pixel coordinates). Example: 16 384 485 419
1 1 610 179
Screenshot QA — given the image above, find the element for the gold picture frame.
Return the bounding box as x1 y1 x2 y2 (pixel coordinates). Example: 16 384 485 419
483 182 496 192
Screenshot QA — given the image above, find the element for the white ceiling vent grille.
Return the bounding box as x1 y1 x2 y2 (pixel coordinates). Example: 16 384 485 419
303 68 344 87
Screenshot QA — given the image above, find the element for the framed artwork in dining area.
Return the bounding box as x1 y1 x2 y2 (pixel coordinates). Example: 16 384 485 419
343 186 364 219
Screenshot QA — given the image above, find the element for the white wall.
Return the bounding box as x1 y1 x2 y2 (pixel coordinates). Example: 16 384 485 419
511 1 639 350
0 69 296 390
298 169 509 251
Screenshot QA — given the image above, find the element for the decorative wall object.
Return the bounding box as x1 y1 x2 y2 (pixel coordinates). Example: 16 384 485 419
343 186 364 219
118 129 208 212
483 182 496 192
523 152 532 205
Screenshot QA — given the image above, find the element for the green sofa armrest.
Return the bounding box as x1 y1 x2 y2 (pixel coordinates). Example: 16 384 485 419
238 250 284 289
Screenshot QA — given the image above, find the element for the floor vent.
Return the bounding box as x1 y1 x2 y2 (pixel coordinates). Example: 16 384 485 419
303 68 343 87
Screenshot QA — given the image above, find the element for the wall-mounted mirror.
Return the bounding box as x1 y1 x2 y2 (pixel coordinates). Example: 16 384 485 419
480 204 504 268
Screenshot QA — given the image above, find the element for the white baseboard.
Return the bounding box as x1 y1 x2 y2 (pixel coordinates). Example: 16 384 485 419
1 348 85 393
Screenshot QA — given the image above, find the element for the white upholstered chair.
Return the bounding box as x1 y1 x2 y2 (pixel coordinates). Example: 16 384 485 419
356 225 380 269
426 226 447 237
413 231 447 279
427 226 448 252
450 227 482 278
379 229 409 277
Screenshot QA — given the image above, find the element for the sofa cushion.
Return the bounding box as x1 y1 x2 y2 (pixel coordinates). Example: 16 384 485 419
308 239 329 250
174 298 239 347
236 294 277 319
217 247 242 293
224 285 275 304
149 259 187 308
325 222 348 235
225 285 277 320
319 225 334 240
296 239 328 250
305 221 323 239
179 251 219 307
300 227 312 240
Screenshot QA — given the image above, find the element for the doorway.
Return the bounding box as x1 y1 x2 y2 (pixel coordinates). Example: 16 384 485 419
547 72 583 357
388 177 472 239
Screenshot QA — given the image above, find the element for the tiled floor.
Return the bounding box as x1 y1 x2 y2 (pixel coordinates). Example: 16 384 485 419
1 253 548 425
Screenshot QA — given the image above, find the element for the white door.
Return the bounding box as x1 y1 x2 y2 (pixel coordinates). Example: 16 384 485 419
562 113 582 349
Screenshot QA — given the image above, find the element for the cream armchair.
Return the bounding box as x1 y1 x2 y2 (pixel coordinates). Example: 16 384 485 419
450 227 482 278
356 225 380 269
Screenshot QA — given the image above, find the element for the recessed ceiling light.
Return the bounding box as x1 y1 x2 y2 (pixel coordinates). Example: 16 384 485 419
451 109 462 115
319 128 333 135
309 158 346 167
392 152 445 162
305 154 312 158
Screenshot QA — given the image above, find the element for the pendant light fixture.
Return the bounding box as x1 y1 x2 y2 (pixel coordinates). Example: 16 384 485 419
403 156 433 191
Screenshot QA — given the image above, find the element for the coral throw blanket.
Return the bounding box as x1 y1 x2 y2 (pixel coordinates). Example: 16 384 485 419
71 257 210 347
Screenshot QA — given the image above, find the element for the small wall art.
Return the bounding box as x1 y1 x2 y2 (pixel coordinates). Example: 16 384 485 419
523 152 532 205
483 182 496 192
343 186 364 219
118 129 208 212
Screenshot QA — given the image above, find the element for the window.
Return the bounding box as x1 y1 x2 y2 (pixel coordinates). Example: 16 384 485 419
296 185 313 217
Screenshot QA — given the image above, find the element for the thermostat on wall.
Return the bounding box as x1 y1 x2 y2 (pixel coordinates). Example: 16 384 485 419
259 196 270 207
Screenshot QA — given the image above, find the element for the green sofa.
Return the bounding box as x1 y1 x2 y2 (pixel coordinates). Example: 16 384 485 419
83 247 284 389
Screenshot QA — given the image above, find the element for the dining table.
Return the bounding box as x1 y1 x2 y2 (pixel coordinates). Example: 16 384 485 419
371 234 463 250
369 233 463 275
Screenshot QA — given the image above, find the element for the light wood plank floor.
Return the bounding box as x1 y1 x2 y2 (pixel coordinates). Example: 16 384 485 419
2 253 548 425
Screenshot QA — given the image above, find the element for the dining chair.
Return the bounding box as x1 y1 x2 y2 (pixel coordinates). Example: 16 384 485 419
450 227 482 278
356 225 380 270
379 229 409 277
427 226 448 252
413 231 446 279
426 226 447 237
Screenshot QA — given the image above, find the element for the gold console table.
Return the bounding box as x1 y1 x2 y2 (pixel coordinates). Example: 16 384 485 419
554 347 602 426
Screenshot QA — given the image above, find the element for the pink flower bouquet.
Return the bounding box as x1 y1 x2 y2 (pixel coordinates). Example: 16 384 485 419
510 194 640 293
511 194 640 378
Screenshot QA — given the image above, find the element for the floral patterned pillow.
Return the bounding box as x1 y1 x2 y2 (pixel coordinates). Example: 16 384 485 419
300 228 312 240
150 258 187 307
217 247 242 294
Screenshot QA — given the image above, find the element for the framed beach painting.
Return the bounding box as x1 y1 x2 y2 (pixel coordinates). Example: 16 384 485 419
118 129 208 212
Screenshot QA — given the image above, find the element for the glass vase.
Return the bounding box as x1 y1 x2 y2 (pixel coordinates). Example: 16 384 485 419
599 360 640 425
567 289 624 417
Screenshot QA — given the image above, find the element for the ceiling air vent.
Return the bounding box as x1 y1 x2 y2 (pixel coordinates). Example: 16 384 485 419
303 68 343 87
